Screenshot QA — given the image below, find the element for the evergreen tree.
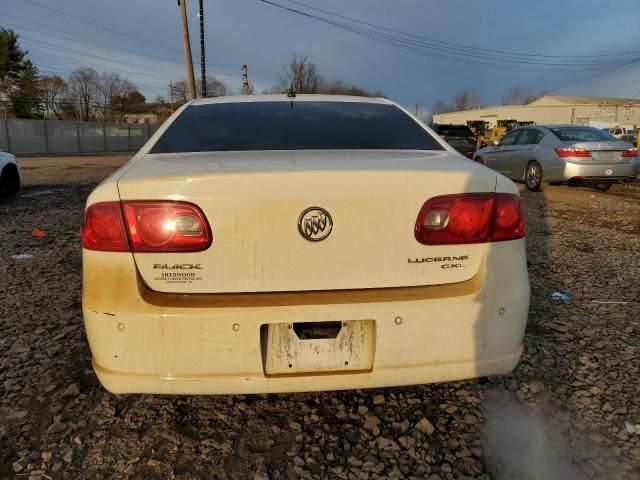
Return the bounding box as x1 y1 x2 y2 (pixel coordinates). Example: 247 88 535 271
0 29 42 118
10 60 42 118
0 28 26 94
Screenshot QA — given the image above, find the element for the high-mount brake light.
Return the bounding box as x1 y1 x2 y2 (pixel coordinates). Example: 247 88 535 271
81 201 212 252
415 193 525 245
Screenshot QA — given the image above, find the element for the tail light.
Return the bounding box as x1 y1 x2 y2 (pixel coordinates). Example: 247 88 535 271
490 194 526 241
81 202 129 252
555 147 591 158
82 201 212 252
415 193 524 245
621 148 639 157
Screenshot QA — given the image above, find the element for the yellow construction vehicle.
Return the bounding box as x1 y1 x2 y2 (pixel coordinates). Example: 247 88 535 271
467 121 497 149
470 120 536 148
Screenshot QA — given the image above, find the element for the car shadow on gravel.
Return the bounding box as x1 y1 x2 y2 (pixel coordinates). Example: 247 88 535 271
481 184 639 480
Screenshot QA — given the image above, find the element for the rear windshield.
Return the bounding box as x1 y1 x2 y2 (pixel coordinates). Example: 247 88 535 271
549 127 616 142
150 101 444 153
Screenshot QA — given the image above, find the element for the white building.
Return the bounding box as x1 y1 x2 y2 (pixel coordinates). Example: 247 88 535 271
432 95 640 129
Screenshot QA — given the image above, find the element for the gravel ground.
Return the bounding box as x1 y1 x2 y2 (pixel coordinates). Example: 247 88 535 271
1 155 639 479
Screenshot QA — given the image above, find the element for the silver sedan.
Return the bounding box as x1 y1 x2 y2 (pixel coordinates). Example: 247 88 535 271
473 125 639 192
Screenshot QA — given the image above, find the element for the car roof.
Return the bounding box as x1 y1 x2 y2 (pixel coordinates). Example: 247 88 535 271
190 94 393 106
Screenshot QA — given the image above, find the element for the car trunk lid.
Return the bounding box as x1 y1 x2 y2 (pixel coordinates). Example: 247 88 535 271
117 150 497 293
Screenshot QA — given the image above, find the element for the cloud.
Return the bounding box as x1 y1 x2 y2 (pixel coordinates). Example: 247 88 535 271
9 0 640 107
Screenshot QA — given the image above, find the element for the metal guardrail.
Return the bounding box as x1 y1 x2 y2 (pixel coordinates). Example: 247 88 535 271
0 119 160 155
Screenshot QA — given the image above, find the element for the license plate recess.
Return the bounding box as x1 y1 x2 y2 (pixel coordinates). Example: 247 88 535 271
261 320 376 376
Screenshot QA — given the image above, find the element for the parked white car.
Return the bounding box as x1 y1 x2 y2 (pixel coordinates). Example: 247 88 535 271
604 126 635 142
81 95 530 395
0 149 21 198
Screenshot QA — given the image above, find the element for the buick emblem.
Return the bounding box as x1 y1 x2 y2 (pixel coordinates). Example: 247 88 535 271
298 207 333 242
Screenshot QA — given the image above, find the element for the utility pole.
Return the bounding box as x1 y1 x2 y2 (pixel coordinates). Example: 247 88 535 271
177 0 197 100
169 81 175 112
198 0 207 97
241 64 251 95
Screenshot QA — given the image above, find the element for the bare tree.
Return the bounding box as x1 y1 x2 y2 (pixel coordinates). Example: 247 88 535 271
199 75 229 97
68 67 100 121
268 54 382 97
172 80 190 104
98 72 135 121
431 100 453 116
452 90 482 111
502 86 531 106
278 54 323 94
172 75 229 103
502 86 550 105
39 75 68 120
263 85 285 94
535 90 551 101
317 79 383 97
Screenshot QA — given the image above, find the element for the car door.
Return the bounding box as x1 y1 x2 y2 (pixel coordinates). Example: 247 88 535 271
507 128 544 180
484 129 521 176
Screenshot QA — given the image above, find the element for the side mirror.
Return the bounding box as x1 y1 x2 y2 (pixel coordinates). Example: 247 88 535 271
493 140 500 146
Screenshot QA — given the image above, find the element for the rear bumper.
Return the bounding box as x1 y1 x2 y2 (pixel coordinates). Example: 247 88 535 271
562 161 639 182
82 240 530 395
92 349 523 395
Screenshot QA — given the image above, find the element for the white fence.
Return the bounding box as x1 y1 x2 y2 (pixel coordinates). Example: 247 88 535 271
0 119 160 155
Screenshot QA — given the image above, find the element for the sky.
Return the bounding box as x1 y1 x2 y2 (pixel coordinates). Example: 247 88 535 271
3 0 640 117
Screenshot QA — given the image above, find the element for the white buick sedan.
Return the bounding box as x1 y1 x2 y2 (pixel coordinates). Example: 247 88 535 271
81 95 529 395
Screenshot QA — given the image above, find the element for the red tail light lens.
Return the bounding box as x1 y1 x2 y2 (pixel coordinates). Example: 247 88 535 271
415 194 494 245
415 193 525 245
555 147 591 158
122 201 212 252
491 194 525 241
621 148 639 157
82 201 212 252
81 202 129 252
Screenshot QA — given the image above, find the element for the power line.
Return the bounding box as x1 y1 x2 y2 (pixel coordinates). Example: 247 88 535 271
332 22 616 71
279 0 640 60
8 99 157 109
28 49 183 82
3 5 267 76
22 49 238 98
21 0 184 55
5 19 276 83
256 0 638 72
20 36 184 77
29 53 180 84
36 66 168 94
548 56 640 93
2 16 186 66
